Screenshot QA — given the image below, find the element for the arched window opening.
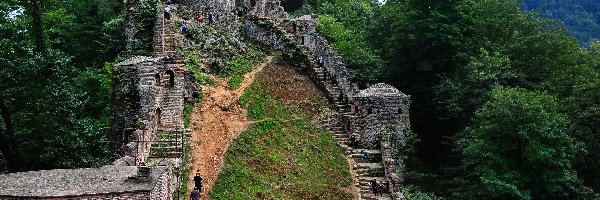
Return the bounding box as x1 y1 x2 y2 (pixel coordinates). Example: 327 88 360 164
155 73 161 86
398 107 403 114
367 107 373 114
165 70 175 88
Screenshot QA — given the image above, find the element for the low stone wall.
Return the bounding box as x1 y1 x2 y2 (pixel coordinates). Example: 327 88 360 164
0 166 172 200
382 134 405 200
150 167 173 200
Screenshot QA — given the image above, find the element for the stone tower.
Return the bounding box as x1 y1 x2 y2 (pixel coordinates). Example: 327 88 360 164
351 83 410 149
108 56 198 164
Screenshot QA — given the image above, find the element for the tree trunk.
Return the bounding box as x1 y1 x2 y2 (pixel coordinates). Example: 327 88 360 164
0 93 23 172
21 0 46 53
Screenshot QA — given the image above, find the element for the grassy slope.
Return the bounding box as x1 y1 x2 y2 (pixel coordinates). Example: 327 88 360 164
210 59 353 199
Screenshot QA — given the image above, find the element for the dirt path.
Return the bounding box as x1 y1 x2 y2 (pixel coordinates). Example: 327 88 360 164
187 56 273 198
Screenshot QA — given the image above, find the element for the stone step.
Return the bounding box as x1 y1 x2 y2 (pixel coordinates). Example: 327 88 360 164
358 177 388 186
148 151 183 158
362 193 391 200
150 146 183 152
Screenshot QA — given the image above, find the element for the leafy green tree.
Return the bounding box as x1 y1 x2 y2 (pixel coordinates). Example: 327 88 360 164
437 48 520 130
317 14 385 85
458 87 583 200
0 0 120 172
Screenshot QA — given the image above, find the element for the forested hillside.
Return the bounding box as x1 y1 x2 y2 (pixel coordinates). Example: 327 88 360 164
0 0 125 172
285 0 600 199
521 0 600 46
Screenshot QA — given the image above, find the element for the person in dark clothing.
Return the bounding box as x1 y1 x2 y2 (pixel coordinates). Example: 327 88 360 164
344 95 349 107
349 135 357 148
338 90 344 103
371 179 379 196
190 187 200 200
208 12 213 24
193 171 203 193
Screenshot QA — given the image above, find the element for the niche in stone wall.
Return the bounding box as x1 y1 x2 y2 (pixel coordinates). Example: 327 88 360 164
155 73 161 86
367 107 373 114
398 107 403 114
165 70 175 88
155 108 162 125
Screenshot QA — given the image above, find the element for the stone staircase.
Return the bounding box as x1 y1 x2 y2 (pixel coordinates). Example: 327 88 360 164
154 3 179 56
329 101 392 200
147 3 186 161
149 130 184 158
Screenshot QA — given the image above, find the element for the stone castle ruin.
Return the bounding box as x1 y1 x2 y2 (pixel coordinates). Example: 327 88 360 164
0 0 409 199
109 56 198 165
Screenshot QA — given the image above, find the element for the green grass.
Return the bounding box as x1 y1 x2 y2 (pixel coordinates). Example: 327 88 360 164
228 74 243 89
184 97 201 128
175 141 194 199
209 77 353 199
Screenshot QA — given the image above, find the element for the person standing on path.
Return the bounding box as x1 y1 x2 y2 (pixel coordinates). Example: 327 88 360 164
208 12 213 25
193 170 203 193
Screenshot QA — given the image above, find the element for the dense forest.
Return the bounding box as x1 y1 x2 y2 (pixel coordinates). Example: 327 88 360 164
1 0 599 199
284 0 599 199
521 0 600 46
0 0 125 172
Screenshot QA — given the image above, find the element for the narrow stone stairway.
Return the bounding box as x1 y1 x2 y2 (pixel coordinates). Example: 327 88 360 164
147 2 186 163
154 3 180 56
149 130 184 158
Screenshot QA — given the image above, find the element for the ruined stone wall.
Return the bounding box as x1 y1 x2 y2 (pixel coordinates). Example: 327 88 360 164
150 167 173 200
110 56 192 164
382 136 405 200
244 18 307 66
281 16 360 101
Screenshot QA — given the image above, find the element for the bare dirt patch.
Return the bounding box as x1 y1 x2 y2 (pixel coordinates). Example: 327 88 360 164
187 56 273 199
260 57 330 118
